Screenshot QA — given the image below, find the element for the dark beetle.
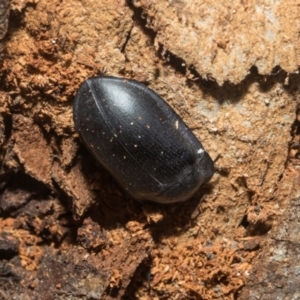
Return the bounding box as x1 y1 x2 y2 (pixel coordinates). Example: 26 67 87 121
73 76 214 204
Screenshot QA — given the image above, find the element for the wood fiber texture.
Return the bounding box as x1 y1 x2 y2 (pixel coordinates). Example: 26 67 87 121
0 0 299 299
133 0 300 85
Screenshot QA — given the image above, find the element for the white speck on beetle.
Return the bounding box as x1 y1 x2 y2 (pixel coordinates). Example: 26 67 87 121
175 120 179 129
197 149 204 154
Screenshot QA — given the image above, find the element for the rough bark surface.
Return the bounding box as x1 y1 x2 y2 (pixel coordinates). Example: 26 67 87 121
0 0 299 299
133 0 300 85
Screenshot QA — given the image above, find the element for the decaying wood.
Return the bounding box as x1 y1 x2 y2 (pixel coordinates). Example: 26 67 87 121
0 0 299 299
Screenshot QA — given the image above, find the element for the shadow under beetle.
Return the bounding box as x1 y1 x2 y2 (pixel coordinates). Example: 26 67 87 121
73 76 214 204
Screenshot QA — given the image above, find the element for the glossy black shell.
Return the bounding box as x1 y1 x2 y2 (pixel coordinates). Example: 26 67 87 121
73 76 214 204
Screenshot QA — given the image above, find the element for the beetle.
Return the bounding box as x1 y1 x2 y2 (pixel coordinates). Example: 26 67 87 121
73 76 214 204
